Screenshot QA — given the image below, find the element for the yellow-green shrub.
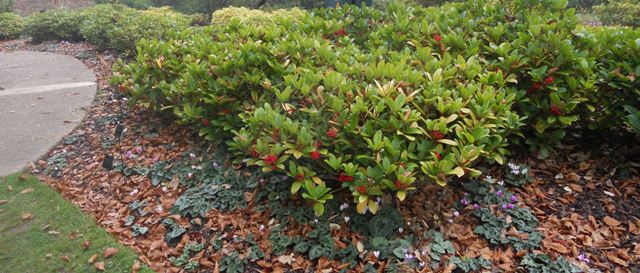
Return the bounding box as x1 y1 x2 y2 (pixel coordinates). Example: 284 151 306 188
0 12 23 40
211 6 305 26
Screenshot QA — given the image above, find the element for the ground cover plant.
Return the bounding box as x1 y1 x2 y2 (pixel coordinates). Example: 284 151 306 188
0 173 153 273
113 0 640 216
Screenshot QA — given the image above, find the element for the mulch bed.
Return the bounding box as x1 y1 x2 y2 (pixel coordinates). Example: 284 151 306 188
2 40 639 272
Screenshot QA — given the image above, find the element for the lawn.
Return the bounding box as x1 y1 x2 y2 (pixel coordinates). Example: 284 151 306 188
0 173 153 273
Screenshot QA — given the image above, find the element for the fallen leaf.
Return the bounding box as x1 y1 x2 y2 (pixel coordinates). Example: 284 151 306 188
104 247 118 258
21 212 34 220
45 253 53 258
20 188 34 194
607 253 628 267
83 240 91 250
132 261 141 273
566 172 580 182
604 216 621 227
95 262 105 271
0 200 7 205
60 255 70 262
88 254 99 264
276 253 295 265
604 191 615 197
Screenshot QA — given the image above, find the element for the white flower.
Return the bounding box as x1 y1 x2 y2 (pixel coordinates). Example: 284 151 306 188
448 218 454 223
398 227 404 233
453 211 459 217
313 218 319 224
162 187 168 192
373 251 380 258
189 153 196 158
129 189 138 195
155 205 163 212
339 203 349 211
344 216 350 222
259 224 265 232
497 180 504 186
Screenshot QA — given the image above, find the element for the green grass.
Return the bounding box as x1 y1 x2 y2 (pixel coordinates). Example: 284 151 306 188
0 173 155 273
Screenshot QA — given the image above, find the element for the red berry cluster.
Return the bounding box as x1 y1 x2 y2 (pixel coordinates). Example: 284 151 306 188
431 131 444 140
310 151 320 160
334 28 347 37
338 172 354 183
264 154 278 165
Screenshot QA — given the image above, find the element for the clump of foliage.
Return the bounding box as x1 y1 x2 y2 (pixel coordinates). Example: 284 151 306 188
0 0 13 13
567 0 607 9
520 253 580 273
113 0 640 215
624 105 640 134
574 26 640 131
94 0 153 9
0 12 23 40
24 9 85 43
595 0 640 27
462 180 543 251
80 4 193 52
169 242 203 271
211 6 305 26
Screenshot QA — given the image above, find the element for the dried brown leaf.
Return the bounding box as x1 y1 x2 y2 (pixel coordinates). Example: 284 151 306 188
95 261 105 271
604 216 621 227
88 254 99 264
104 247 119 258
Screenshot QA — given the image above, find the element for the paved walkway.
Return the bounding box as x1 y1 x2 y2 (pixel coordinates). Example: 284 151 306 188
0 51 96 176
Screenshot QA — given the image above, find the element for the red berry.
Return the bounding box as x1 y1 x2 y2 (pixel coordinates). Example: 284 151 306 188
310 151 321 160
222 108 231 115
295 173 305 181
544 76 554 85
357 185 367 194
333 28 347 37
338 172 354 183
550 105 562 116
202 119 209 126
118 84 126 92
431 131 444 140
264 154 278 165
327 128 338 138
251 149 259 158
434 35 443 42
395 180 405 189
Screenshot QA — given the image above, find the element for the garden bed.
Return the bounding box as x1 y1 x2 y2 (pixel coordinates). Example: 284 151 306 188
2 0 640 271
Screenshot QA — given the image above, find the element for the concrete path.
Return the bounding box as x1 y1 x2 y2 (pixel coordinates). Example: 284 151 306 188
0 51 96 176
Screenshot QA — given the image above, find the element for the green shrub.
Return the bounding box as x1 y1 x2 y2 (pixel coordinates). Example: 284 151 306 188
595 0 640 27
0 0 13 13
113 0 640 215
24 9 85 43
211 6 305 26
80 4 192 52
0 12 23 40
93 0 153 9
575 26 640 131
567 0 606 9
